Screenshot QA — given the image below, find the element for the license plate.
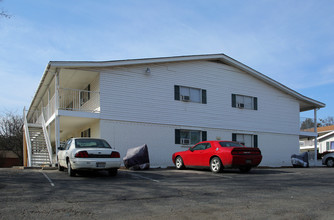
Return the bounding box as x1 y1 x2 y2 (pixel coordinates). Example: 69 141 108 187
246 160 252 164
96 162 106 168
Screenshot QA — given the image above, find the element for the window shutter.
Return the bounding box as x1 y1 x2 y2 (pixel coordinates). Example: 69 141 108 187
175 129 181 144
202 89 207 104
254 97 258 110
232 133 237 141
254 135 258 148
174 85 180 100
87 84 91 100
202 131 207 141
232 94 236 107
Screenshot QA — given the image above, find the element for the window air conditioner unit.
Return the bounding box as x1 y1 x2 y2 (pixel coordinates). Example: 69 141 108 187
237 103 244 108
182 95 190 102
181 138 191 145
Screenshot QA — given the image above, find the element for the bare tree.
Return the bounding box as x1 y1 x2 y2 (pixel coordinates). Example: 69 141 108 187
320 116 334 127
300 118 315 130
0 112 23 164
0 0 11 19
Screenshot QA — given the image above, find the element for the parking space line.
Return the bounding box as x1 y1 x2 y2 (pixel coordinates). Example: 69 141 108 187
125 172 160 183
41 172 55 187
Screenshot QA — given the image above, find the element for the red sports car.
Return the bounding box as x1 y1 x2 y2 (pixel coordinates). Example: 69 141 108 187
172 140 262 173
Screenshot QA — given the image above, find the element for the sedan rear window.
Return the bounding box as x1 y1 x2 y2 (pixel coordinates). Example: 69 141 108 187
75 139 111 148
219 142 244 148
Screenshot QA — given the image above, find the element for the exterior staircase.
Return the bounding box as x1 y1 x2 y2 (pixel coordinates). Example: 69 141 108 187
28 125 51 167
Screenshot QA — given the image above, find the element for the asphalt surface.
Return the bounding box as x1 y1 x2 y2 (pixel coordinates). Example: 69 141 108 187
0 167 334 220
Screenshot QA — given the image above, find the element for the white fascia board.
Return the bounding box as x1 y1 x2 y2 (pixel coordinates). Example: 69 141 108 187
318 131 334 141
48 53 224 68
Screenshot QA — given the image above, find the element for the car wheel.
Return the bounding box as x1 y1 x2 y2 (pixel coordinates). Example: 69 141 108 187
326 158 334 167
67 160 76 177
210 157 223 173
175 156 185 170
239 166 251 173
108 168 118 176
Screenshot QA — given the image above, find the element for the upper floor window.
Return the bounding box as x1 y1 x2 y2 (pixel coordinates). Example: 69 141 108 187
174 85 207 104
232 133 258 148
175 129 207 145
232 94 257 110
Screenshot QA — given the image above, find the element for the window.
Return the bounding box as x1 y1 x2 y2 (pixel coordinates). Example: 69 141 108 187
80 84 90 106
81 128 91 138
327 141 334 151
232 94 257 110
174 85 207 104
65 139 72 150
232 133 258 148
175 129 207 145
75 139 111 148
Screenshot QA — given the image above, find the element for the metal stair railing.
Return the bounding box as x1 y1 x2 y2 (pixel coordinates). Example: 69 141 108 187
23 107 32 167
41 111 53 165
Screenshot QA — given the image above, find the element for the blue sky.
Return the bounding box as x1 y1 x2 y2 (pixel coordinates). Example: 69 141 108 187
0 0 333 119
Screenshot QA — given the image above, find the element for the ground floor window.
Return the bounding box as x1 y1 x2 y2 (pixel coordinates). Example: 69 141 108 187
81 128 91 137
175 129 207 145
232 133 258 148
326 141 334 151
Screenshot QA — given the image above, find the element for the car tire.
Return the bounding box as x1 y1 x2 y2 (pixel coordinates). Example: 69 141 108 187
67 160 76 177
175 156 185 170
108 168 118 176
326 158 334 167
58 162 64 171
239 166 251 173
210 157 223 173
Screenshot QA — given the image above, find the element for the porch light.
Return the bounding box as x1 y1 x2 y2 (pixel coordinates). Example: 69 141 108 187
145 67 151 75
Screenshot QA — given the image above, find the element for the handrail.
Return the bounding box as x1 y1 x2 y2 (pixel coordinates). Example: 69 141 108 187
23 107 32 166
41 111 53 164
58 87 100 112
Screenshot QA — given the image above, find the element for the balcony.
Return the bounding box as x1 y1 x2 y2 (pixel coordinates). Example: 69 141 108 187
58 88 100 113
29 88 100 124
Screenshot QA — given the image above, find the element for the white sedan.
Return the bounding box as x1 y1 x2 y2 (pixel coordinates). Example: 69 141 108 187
57 138 121 177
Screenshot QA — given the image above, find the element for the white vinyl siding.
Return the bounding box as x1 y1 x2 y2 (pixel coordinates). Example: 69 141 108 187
100 61 299 136
99 119 298 167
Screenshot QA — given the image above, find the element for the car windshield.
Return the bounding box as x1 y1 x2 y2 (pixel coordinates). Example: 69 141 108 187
219 142 244 148
75 139 111 148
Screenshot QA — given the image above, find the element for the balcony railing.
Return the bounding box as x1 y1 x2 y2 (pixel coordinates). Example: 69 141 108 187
58 88 100 113
29 88 100 124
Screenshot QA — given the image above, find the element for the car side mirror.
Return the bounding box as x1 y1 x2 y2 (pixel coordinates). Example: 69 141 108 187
189 147 194 152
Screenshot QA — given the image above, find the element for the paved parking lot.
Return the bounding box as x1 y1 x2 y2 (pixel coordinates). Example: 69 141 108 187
1 167 334 220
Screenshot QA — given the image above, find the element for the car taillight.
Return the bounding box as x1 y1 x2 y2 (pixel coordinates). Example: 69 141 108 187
111 151 120 158
75 151 89 158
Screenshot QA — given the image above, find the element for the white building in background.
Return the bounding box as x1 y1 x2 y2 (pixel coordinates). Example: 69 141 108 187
23 53 325 167
300 125 334 154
